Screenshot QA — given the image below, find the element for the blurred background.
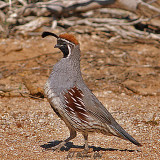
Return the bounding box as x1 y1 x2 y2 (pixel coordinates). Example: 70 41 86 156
0 0 160 159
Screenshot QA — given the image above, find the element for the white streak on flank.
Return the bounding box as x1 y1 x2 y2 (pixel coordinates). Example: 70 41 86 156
76 106 86 112
74 102 81 107
68 91 73 96
72 117 81 126
70 111 76 115
64 104 75 112
71 88 75 93
68 107 74 112
79 101 85 106
80 92 84 97
77 97 83 101
80 119 89 124
71 96 76 102
79 112 89 118
65 99 69 104
64 95 68 100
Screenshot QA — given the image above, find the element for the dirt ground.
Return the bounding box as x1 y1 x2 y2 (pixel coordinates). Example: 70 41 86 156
0 33 160 159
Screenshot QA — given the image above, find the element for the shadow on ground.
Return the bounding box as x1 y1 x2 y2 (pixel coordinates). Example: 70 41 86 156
40 140 140 152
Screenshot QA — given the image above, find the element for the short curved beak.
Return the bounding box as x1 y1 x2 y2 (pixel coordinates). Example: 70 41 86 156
54 44 61 48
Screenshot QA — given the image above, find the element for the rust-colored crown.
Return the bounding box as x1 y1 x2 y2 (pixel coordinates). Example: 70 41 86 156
59 33 79 45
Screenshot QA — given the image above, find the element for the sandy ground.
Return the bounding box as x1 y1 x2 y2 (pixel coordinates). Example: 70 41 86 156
0 34 160 159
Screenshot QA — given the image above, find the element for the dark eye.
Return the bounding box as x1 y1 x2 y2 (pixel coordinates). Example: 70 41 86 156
57 40 67 46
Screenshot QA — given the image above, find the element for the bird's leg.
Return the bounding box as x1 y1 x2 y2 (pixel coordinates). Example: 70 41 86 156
47 128 76 151
83 133 89 152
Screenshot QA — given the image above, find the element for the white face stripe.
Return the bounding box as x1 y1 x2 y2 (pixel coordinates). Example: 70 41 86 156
58 38 75 58
66 44 72 58
60 38 75 46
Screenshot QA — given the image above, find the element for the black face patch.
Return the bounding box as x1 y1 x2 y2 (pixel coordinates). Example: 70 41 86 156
60 46 69 58
56 39 74 58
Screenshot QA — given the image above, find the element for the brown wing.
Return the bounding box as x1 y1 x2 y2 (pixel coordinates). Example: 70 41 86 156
62 86 90 125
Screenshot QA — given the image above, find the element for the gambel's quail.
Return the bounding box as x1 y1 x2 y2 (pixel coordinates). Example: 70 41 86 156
42 31 142 151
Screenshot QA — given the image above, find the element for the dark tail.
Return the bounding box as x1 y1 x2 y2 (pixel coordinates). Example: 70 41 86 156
111 121 142 146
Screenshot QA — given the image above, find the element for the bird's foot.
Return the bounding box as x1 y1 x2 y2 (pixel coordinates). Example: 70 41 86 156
45 141 66 151
83 146 93 153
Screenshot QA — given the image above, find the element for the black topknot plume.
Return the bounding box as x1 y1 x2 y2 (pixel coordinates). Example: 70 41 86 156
42 32 59 38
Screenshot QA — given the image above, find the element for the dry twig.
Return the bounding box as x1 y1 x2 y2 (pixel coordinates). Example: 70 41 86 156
22 77 44 98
